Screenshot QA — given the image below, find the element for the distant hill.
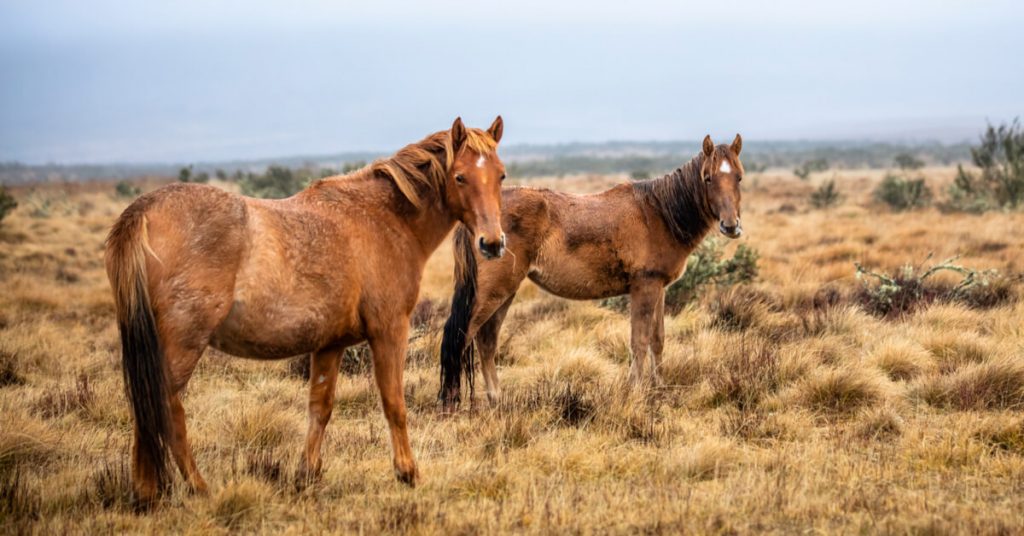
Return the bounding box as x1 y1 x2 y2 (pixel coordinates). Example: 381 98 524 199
0 140 972 185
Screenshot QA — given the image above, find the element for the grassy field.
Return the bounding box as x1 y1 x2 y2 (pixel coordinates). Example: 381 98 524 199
2 168 1024 534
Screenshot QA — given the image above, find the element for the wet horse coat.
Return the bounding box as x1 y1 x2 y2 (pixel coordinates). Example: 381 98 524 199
106 118 507 504
439 135 745 408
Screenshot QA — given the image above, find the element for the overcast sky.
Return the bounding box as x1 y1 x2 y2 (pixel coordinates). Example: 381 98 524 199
1 1 1021 164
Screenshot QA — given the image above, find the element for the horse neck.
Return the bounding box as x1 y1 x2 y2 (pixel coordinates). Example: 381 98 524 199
305 174 456 256
401 190 458 254
640 155 716 247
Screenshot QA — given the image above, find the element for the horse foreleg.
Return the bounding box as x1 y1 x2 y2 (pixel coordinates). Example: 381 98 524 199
368 328 418 486
650 289 667 385
627 283 661 386
297 347 343 484
477 295 515 405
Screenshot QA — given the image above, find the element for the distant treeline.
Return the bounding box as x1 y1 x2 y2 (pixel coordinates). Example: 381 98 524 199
0 140 973 184
505 140 973 178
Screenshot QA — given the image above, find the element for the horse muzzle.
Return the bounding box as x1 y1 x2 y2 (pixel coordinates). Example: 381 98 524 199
719 219 743 239
478 233 507 259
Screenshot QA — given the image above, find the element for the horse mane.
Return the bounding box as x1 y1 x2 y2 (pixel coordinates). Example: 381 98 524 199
632 152 717 247
321 128 498 208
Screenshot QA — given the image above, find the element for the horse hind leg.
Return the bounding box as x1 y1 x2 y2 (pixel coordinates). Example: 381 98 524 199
164 341 209 494
297 347 343 486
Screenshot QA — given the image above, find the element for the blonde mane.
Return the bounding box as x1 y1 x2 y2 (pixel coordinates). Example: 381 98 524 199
330 128 497 208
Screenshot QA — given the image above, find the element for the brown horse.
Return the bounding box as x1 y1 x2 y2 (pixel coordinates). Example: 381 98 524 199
106 117 507 504
439 134 744 408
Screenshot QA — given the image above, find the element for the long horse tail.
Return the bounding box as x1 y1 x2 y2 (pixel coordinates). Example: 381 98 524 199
104 204 172 495
439 224 477 407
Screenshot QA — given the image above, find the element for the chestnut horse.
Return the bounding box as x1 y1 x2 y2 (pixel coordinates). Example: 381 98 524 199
439 135 744 408
106 117 507 504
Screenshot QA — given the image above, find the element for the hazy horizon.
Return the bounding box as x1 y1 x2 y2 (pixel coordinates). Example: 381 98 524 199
2 1 1022 165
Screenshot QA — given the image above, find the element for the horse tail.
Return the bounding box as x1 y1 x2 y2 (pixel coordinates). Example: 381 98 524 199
439 224 477 407
105 204 172 494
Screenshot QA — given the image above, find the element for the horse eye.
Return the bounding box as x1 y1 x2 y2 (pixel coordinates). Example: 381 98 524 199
455 174 466 184
500 173 507 182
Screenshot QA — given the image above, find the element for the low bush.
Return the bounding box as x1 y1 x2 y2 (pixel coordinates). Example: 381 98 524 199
0 185 17 224
793 158 829 181
944 119 1024 212
854 255 1017 318
874 174 932 210
810 179 843 209
239 166 313 199
114 180 140 198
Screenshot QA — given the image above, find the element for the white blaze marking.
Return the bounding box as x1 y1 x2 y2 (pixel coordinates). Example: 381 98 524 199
720 161 732 173
317 374 326 384
476 155 486 168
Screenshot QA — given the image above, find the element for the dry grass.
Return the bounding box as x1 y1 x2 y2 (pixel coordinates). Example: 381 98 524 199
2 171 1024 533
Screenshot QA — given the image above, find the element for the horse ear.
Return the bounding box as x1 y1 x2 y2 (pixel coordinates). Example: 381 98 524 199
702 135 715 157
488 115 504 144
731 133 743 156
451 117 467 149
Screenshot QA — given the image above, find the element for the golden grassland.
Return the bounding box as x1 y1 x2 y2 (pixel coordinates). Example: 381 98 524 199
2 169 1024 534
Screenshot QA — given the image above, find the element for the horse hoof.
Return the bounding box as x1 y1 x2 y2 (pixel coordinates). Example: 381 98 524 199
394 465 419 488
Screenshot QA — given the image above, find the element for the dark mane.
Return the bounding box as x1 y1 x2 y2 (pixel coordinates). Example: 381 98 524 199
632 154 716 247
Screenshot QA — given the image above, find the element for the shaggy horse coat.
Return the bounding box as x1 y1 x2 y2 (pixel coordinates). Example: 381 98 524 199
106 117 507 504
439 135 744 408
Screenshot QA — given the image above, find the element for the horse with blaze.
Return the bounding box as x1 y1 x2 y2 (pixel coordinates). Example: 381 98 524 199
439 134 745 409
106 117 507 504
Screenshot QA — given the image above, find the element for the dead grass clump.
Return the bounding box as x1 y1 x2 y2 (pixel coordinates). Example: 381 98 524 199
245 448 285 486
0 467 41 524
708 287 773 332
225 404 295 450
554 383 595 427
792 366 890 414
921 331 993 373
972 417 1024 455
210 480 270 530
479 413 538 456
89 458 133 510
913 357 1024 410
378 499 427 533
32 374 94 418
669 439 737 481
867 339 936 381
851 406 904 441
0 417 57 472
410 297 447 332
0 350 24 387
286 354 310 381
706 341 781 411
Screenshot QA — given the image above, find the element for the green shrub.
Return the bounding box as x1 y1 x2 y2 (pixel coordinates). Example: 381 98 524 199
873 174 932 211
894 153 925 171
810 179 843 209
630 170 651 181
601 237 760 314
793 158 829 181
239 166 312 199
0 185 16 224
178 165 209 184
945 120 1024 212
114 181 140 198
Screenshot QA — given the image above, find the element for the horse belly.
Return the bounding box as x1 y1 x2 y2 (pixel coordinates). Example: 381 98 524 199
209 298 345 360
527 262 628 300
